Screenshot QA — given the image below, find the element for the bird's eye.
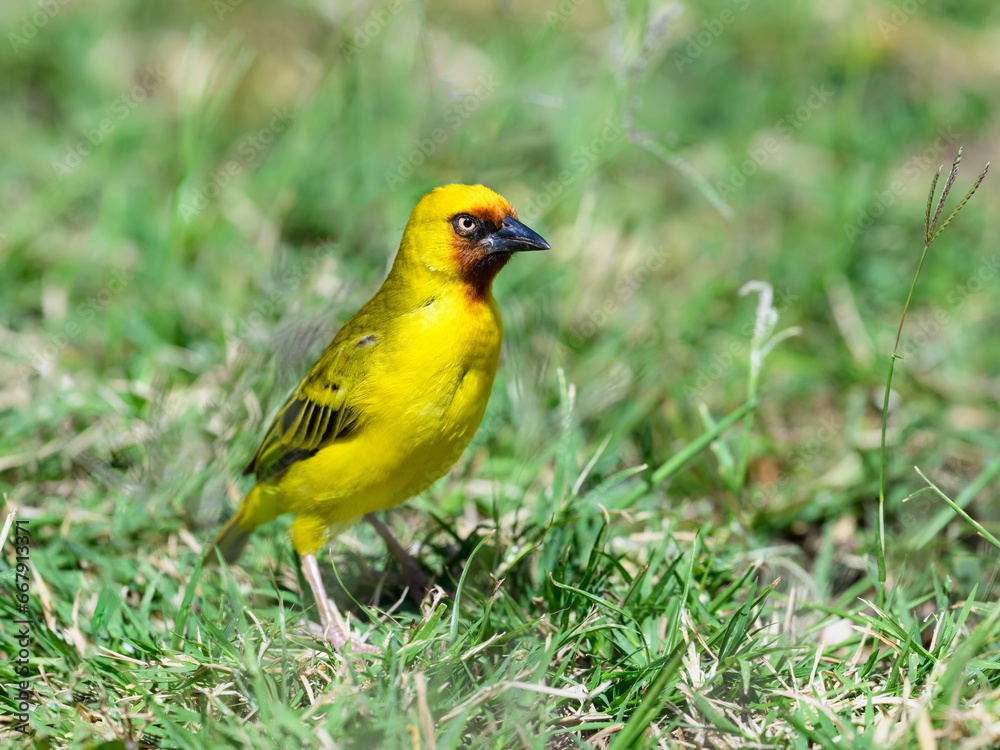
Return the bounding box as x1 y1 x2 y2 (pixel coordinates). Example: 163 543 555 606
453 215 479 235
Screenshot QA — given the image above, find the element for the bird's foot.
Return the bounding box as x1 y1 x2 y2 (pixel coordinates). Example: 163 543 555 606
308 619 380 655
301 552 380 656
365 512 432 603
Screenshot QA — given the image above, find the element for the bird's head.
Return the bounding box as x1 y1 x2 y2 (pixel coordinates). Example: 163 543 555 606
400 184 549 299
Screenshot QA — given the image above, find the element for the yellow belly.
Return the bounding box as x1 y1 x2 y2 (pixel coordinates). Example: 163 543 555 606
262 293 503 555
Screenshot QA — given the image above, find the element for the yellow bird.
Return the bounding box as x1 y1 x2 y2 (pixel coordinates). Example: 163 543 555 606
204 184 549 650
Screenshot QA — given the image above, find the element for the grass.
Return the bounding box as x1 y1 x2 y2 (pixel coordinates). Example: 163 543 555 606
2 0 1000 747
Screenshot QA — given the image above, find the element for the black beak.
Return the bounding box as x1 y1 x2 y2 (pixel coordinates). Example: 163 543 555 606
481 216 550 255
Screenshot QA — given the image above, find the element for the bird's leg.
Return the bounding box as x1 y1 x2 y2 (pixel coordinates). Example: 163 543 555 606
364 513 431 602
300 553 379 654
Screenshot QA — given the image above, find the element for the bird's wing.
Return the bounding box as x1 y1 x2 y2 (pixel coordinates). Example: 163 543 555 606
243 328 375 483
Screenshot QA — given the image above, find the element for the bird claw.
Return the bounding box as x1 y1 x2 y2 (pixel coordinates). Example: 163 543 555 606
307 619 380 655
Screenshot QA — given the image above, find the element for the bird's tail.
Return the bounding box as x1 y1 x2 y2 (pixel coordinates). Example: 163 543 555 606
203 486 262 565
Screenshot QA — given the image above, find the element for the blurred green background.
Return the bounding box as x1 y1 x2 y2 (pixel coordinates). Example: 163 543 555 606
2 0 999 746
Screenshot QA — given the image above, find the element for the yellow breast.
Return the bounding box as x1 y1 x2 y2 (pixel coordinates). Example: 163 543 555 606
271 290 503 554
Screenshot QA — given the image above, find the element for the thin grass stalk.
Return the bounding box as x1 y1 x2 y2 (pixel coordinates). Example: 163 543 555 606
876 147 988 605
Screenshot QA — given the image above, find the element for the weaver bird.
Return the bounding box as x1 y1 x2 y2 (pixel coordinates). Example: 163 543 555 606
204 184 549 651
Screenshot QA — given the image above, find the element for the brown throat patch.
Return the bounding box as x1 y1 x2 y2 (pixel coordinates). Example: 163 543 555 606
458 249 512 300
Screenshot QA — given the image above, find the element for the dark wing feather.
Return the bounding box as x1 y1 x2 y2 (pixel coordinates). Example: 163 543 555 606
243 336 370 483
